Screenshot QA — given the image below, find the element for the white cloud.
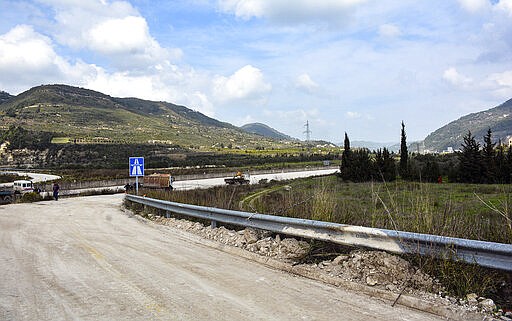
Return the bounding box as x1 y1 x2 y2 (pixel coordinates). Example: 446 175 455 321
47 0 140 48
87 16 152 55
217 0 368 23
0 25 96 92
85 15 176 69
346 111 361 119
442 67 473 87
496 0 512 16
217 0 264 19
457 0 490 12
378 23 401 37
213 65 272 103
295 73 319 93
0 25 55 71
487 70 512 98
36 1 180 70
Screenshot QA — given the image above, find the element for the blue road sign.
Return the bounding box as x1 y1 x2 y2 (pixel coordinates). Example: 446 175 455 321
129 157 144 177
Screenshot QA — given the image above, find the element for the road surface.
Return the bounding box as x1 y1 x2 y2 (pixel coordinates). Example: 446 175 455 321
0 194 447 321
174 168 338 190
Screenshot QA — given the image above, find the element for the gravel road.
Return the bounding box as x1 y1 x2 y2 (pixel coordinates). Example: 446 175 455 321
0 194 447 321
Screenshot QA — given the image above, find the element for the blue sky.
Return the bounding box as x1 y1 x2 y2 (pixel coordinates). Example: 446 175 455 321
1 0 512 143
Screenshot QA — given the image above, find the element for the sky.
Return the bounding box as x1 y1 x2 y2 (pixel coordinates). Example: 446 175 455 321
1 0 512 144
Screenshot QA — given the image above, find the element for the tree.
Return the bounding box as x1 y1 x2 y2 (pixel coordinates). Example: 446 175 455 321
458 130 483 183
340 132 353 180
350 148 374 182
399 121 409 179
339 133 376 182
375 148 396 181
482 128 496 183
506 147 512 184
495 142 509 183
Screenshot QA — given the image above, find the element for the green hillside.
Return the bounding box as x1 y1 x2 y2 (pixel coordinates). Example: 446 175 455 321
0 84 285 149
424 98 512 151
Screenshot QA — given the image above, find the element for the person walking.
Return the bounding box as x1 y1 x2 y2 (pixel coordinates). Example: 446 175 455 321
52 182 60 201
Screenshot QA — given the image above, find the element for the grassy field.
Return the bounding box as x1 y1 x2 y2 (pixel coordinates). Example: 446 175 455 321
146 175 512 244
138 175 512 305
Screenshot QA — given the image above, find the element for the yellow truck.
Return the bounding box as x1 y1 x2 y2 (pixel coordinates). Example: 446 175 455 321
224 172 250 185
143 174 174 190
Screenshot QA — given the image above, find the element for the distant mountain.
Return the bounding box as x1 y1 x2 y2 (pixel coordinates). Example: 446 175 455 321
0 91 13 104
0 84 290 148
240 123 295 141
424 98 512 152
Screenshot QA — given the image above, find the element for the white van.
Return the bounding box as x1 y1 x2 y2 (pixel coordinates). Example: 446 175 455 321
13 180 34 194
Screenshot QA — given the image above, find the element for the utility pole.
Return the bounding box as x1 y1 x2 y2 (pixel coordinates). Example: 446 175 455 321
304 120 311 143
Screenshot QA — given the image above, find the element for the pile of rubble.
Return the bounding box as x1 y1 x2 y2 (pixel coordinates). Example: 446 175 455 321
147 214 508 320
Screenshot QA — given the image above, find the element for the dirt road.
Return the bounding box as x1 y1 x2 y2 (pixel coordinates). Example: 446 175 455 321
0 195 447 320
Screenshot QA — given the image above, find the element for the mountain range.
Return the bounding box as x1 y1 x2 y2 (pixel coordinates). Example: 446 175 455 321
0 84 293 149
1 84 511 152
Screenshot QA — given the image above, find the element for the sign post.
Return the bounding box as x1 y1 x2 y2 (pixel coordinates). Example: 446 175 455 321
129 157 144 195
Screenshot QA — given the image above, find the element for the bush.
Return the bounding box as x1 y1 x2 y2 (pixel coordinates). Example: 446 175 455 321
20 192 43 203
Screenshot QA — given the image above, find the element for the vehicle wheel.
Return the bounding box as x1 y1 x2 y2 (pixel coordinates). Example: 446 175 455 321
3 195 12 203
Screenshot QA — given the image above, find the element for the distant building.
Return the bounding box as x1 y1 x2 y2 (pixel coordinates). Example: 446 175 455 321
441 146 456 154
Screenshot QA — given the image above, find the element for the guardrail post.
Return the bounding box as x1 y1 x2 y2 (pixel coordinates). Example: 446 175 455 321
166 211 171 218
211 220 217 228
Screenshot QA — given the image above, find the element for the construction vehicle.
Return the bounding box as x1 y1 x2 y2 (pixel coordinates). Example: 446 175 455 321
224 172 250 185
143 173 174 190
0 189 15 204
0 180 36 204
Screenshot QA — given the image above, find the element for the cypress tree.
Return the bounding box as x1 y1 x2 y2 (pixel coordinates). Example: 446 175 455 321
340 132 353 180
482 128 496 183
399 121 408 179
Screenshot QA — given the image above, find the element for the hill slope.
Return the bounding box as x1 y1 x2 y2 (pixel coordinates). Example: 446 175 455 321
0 84 285 148
424 98 512 151
240 123 295 141
0 91 13 104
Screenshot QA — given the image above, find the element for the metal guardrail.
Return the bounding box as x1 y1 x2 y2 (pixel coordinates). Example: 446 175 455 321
126 194 512 272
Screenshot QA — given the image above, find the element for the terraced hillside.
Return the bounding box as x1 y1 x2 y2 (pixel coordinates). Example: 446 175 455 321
0 84 286 149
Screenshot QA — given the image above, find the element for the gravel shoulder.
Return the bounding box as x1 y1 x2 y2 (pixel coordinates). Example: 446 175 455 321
0 194 463 320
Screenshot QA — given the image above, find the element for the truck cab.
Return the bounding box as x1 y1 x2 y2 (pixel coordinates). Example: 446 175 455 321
13 180 34 194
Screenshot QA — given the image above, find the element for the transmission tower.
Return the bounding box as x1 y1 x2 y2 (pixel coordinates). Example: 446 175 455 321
304 120 312 143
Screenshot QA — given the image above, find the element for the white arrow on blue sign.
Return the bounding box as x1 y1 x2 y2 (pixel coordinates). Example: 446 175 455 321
129 157 144 177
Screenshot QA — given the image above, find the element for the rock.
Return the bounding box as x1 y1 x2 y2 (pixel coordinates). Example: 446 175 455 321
386 284 398 292
243 228 259 244
466 293 478 306
478 298 496 312
332 254 348 265
366 275 379 286
278 238 310 260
